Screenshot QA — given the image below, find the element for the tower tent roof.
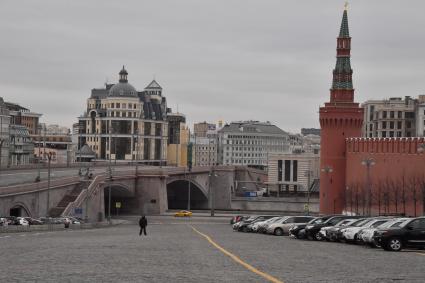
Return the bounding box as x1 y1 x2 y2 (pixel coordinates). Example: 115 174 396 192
339 9 350 38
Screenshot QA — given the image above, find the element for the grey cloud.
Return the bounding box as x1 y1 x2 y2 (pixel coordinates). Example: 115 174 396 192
0 0 424 133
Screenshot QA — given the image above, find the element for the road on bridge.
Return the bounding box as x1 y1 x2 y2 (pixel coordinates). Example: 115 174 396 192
0 165 161 187
1 216 424 282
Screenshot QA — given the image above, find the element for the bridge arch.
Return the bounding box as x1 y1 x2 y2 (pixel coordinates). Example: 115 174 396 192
103 183 138 216
166 179 209 210
9 202 31 217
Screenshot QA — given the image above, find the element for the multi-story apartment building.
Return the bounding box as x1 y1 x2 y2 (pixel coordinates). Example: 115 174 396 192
33 124 73 165
362 96 416 138
217 121 290 169
77 67 168 165
167 112 189 167
267 151 320 194
0 98 10 168
194 122 216 138
5 102 41 135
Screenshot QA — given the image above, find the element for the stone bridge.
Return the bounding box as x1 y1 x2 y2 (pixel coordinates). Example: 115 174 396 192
0 166 266 221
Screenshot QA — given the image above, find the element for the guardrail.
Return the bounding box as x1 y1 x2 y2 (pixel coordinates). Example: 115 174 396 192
0 176 81 197
0 221 122 234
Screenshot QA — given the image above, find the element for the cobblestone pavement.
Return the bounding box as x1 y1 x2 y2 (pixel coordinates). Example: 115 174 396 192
0 216 424 283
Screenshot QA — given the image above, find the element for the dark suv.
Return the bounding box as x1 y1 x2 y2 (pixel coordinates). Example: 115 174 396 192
373 217 425 251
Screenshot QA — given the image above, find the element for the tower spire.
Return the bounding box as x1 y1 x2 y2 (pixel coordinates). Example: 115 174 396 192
330 7 354 102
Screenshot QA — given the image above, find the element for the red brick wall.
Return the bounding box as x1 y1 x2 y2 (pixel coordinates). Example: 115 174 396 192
345 137 425 217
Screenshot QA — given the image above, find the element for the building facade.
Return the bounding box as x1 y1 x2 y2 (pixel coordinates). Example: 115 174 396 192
319 8 364 214
77 67 168 164
0 98 10 168
192 122 218 166
362 97 416 138
33 124 72 165
167 113 189 167
267 152 320 194
415 95 425 137
217 121 290 169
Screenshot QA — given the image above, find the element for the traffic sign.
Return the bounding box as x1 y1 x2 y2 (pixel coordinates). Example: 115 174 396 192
115 202 121 208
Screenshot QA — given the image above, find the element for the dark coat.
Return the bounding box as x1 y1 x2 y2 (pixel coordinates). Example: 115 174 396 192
139 217 147 227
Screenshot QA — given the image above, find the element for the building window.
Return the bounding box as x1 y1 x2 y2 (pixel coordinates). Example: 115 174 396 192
293 160 298 182
382 121 387 129
398 111 402 118
382 131 387 138
284 160 291 182
406 121 412 128
397 121 402 129
116 103 120 108
389 121 394 129
383 111 387 119
390 111 394 118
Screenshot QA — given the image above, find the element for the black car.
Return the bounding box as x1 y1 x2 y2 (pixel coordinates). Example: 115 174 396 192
305 215 362 241
373 217 425 251
289 217 325 239
237 215 275 232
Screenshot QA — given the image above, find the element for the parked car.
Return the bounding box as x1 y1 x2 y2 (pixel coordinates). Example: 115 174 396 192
237 215 276 232
360 218 410 247
230 215 247 225
341 218 390 243
267 216 315 236
24 217 43 225
319 219 359 241
250 217 283 233
289 217 325 239
257 216 286 234
16 217 29 226
373 217 425 251
305 215 360 241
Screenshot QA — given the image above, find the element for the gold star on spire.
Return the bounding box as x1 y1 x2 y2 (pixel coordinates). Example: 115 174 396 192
344 1 349 10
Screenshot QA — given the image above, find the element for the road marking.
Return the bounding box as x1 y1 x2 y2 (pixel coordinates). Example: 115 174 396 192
190 225 284 283
415 252 425 256
0 235 11 239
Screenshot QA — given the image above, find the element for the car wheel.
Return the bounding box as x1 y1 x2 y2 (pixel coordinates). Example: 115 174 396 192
315 232 323 241
387 238 403 252
274 228 283 236
242 226 248 233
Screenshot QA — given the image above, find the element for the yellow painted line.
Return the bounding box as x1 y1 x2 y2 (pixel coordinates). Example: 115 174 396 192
415 252 425 256
190 225 284 283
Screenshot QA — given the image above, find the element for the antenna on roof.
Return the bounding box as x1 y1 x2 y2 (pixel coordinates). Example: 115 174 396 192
153 74 156 81
105 77 109 87
177 104 179 113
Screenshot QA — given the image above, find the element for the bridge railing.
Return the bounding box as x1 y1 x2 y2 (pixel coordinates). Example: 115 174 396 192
62 174 106 217
0 176 81 197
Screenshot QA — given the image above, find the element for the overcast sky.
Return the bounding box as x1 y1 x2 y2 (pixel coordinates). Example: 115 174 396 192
1 0 424 132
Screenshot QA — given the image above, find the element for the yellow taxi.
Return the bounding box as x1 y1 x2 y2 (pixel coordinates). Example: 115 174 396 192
174 210 192 217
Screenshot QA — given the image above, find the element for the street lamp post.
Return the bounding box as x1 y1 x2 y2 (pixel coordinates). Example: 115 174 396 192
46 152 53 217
361 158 376 216
209 168 218 217
417 143 425 216
321 165 334 212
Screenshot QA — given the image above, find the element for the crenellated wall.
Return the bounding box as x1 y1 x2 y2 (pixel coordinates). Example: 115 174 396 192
345 137 425 217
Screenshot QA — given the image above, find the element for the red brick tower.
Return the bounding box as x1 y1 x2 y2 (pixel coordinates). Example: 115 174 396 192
319 8 363 214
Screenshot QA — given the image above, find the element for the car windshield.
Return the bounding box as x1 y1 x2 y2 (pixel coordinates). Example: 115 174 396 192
352 219 371 227
310 218 323 224
395 219 411 228
370 220 388 227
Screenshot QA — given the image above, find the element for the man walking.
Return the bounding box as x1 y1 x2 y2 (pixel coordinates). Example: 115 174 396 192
139 215 147 236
